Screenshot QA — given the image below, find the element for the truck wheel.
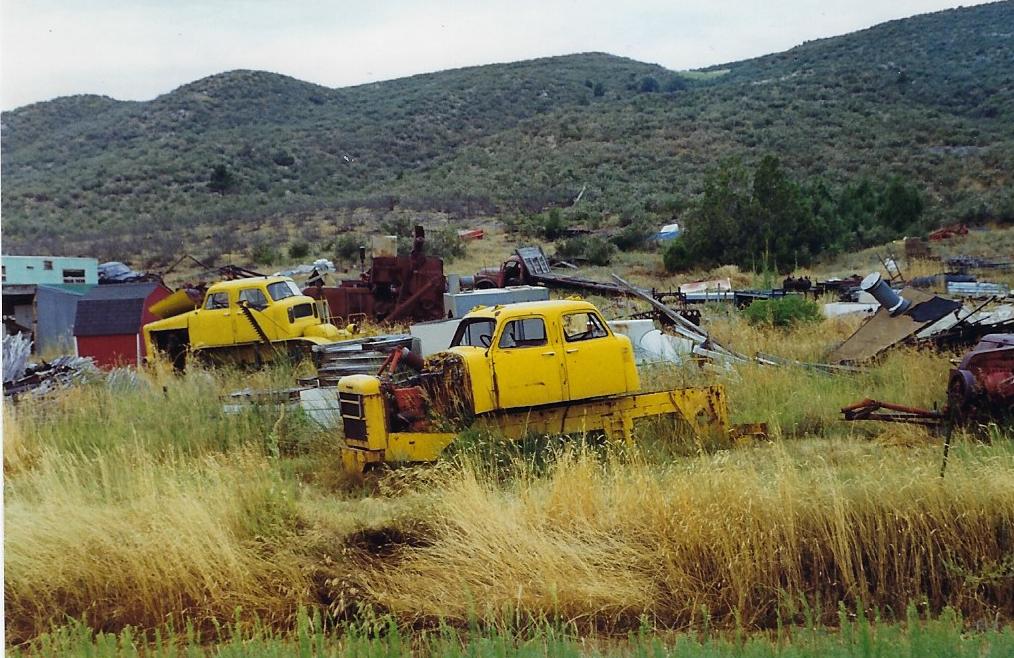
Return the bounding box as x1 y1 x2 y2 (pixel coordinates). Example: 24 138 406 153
285 343 309 366
165 334 187 371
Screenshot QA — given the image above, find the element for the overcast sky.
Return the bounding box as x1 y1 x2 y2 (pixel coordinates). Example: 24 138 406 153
0 0 995 110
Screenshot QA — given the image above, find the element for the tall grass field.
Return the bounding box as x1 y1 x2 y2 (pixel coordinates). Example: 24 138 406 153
4 304 1012 654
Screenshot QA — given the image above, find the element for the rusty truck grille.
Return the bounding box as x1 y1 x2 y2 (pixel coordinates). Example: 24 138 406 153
338 392 367 441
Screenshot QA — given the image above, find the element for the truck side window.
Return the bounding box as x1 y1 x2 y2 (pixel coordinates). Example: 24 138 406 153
562 312 608 342
204 292 229 310
498 318 547 349
239 288 269 309
451 318 496 347
503 260 522 286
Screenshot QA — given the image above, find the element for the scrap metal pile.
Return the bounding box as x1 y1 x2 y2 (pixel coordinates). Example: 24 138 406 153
829 272 1013 364
302 334 417 387
3 333 98 397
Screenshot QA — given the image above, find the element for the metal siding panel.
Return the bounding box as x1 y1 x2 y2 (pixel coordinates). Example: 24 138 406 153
36 286 88 353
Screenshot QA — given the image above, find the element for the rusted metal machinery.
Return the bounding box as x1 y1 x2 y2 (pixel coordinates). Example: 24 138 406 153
475 246 708 329
474 246 630 295
947 333 1014 420
336 299 736 473
305 226 445 324
841 333 1013 428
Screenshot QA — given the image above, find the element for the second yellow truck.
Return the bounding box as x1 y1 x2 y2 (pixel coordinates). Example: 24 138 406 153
144 275 346 367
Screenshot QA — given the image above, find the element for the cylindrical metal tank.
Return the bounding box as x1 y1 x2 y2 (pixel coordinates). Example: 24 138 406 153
861 272 911 316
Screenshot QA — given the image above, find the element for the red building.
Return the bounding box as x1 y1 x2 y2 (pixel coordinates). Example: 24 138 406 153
74 282 172 368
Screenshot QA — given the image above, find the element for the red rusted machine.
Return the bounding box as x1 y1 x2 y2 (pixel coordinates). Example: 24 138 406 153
947 333 1014 418
929 223 969 241
842 333 1013 427
305 226 446 324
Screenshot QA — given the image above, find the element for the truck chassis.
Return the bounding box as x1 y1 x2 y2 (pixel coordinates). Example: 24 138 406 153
338 383 730 473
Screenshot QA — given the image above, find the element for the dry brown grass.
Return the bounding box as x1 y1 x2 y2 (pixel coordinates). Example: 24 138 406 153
3 447 310 644
361 442 1014 630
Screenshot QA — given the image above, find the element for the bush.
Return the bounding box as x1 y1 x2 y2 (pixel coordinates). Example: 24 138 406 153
554 236 616 266
639 76 660 93
207 164 237 194
426 227 467 261
250 243 279 266
662 238 692 272
744 295 822 328
272 151 295 167
531 208 565 240
611 224 652 251
334 233 364 263
288 241 310 260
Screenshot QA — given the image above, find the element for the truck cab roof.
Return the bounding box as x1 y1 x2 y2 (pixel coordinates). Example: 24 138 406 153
205 276 295 293
463 298 599 321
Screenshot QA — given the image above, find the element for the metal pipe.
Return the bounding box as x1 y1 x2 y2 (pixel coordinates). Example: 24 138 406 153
861 272 910 316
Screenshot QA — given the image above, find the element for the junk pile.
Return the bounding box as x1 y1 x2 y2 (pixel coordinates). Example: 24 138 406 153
929 223 969 241
828 272 1014 364
474 245 630 295
301 334 418 387
946 255 1014 272
98 261 151 284
3 333 98 397
274 258 336 281
223 386 342 429
477 245 792 309
606 274 856 374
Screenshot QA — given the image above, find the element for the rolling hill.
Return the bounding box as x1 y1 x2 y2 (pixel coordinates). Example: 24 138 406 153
2 2 1012 260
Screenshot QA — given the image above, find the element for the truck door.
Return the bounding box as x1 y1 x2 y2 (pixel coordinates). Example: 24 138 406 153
188 291 235 349
491 315 565 409
234 287 271 344
560 311 625 400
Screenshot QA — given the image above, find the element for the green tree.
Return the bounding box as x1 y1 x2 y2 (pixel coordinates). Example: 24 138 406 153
665 76 688 93
877 176 923 232
639 76 660 93
288 241 310 260
750 155 813 269
682 158 752 268
678 157 829 272
534 208 565 240
662 238 692 272
208 164 236 194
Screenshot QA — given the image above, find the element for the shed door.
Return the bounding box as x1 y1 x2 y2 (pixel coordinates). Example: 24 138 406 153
490 316 565 409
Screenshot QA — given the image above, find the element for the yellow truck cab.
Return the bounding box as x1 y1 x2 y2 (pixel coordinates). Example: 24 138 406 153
144 276 344 366
443 299 640 412
337 299 729 473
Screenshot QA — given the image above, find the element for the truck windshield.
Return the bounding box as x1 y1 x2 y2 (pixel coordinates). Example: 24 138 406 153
451 318 497 348
266 280 301 301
